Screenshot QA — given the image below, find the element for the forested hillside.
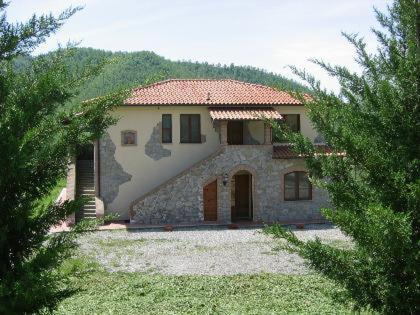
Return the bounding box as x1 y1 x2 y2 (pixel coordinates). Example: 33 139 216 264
18 48 307 102
66 48 308 101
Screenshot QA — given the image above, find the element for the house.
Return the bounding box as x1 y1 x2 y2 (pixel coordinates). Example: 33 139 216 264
66 79 330 225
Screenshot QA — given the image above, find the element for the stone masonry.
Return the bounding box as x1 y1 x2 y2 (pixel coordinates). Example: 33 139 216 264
100 133 132 205
131 145 328 224
145 122 171 161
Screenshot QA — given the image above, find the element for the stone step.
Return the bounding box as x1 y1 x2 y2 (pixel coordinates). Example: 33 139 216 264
83 210 96 214
78 189 94 192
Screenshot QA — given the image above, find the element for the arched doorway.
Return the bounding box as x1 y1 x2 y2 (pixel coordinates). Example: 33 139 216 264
231 170 253 222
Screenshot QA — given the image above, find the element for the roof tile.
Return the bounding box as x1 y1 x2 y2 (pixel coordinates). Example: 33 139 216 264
209 108 282 120
124 79 302 106
272 145 341 159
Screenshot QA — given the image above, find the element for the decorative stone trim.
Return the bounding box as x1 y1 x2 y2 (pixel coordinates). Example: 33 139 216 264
227 164 258 221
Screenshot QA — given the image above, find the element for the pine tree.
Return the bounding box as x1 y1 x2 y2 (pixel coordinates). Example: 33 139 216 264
0 2 126 312
267 0 419 313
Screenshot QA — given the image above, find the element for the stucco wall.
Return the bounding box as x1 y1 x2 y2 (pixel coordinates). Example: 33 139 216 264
274 105 319 142
99 104 320 219
100 106 220 219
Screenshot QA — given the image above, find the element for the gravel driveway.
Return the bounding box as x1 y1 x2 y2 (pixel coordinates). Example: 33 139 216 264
77 224 349 275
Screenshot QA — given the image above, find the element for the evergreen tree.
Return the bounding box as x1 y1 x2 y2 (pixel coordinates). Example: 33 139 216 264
0 2 126 313
267 0 419 313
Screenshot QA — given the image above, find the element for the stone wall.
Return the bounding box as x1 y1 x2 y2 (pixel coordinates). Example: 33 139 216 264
99 133 132 206
145 122 171 161
131 145 328 224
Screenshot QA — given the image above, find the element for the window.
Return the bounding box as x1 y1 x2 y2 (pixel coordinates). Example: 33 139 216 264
162 114 172 143
272 114 300 143
121 130 137 146
180 114 201 143
284 171 312 200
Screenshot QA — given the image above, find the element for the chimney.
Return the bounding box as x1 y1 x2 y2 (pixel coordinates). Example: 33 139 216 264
206 92 211 101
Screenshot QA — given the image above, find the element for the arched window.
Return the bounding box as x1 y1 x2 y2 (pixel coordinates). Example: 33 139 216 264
284 171 312 201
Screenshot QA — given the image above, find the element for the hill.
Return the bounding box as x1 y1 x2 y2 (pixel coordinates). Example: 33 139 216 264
18 48 308 102
69 48 308 101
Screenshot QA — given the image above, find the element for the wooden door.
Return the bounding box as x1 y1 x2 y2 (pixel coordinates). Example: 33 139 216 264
234 174 250 219
203 180 217 221
227 121 244 145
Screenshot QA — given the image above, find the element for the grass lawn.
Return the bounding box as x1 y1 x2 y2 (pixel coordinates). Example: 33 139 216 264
34 177 66 211
54 258 362 315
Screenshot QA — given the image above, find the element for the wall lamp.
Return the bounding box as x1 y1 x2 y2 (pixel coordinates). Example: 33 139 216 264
222 173 229 186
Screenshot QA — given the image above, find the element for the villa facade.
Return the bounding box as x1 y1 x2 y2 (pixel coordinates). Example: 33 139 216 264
67 79 329 224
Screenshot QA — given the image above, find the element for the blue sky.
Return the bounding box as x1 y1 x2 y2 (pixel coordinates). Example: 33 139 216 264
8 0 389 91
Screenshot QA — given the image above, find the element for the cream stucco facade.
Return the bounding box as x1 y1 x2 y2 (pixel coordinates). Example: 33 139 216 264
97 104 321 220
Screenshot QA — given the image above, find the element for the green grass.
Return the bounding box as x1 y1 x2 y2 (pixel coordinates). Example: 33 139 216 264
54 258 363 315
33 177 66 213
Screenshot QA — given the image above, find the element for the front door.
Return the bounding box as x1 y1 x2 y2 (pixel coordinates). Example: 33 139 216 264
234 174 251 220
227 121 244 145
203 180 217 221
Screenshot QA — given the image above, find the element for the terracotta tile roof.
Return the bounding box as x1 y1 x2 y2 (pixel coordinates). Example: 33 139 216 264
272 145 342 159
124 79 302 106
209 107 282 120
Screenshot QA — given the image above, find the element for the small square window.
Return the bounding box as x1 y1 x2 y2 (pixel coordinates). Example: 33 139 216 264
121 130 137 146
162 114 172 143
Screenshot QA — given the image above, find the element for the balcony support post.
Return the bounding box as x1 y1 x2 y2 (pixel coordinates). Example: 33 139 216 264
220 120 228 145
264 122 271 144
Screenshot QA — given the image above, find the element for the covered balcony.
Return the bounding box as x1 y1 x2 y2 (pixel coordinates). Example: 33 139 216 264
209 107 281 145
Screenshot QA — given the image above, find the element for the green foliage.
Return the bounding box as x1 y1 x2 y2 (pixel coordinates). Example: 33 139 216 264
16 47 308 105
53 258 360 314
32 177 66 213
0 3 128 313
267 0 420 313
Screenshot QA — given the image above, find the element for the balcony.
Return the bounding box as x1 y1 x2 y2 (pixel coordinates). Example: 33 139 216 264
220 120 272 145
209 107 280 146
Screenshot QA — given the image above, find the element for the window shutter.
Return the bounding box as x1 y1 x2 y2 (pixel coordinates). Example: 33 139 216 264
180 114 189 143
284 172 296 200
162 114 172 143
191 114 201 143
298 172 311 200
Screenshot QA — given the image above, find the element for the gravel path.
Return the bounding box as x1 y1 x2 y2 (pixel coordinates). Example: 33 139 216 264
77 224 349 275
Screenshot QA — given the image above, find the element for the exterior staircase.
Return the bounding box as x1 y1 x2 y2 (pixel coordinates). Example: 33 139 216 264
76 160 96 221
130 145 273 224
